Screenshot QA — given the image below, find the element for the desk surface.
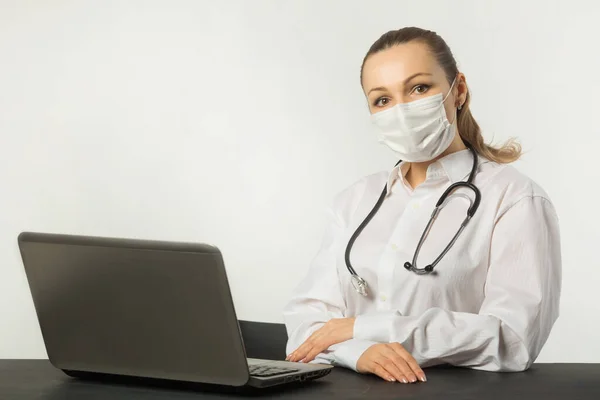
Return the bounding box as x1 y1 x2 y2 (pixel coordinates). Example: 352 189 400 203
2 360 599 400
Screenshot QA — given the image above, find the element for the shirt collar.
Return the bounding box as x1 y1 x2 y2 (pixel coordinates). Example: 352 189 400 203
385 149 486 194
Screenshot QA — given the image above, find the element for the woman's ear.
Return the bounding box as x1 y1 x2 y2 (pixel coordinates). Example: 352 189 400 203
455 73 468 108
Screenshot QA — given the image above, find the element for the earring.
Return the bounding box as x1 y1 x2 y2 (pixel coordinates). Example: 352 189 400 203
458 104 463 110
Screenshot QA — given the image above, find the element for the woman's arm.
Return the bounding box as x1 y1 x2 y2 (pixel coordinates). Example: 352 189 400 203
283 195 379 371
353 195 561 371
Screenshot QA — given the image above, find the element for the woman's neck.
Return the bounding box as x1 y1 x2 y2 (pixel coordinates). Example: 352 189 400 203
404 136 467 189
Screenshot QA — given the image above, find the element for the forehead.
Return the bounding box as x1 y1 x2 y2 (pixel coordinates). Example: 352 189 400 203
362 42 445 90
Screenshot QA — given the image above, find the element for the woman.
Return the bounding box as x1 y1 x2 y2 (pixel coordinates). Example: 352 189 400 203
282 27 561 384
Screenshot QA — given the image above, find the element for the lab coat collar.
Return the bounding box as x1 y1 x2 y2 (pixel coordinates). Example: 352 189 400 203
385 148 488 194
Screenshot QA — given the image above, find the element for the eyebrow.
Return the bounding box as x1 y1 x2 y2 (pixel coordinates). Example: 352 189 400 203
367 72 433 95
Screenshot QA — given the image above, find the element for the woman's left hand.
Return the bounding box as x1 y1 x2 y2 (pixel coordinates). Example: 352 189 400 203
286 317 356 363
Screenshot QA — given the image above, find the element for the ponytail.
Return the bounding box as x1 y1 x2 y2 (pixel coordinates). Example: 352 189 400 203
457 90 521 163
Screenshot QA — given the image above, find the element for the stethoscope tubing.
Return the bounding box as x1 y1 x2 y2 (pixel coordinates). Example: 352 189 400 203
345 144 481 295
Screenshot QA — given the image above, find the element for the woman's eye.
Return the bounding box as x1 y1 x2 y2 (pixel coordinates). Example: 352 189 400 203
374 97 390 107
413 84 430 94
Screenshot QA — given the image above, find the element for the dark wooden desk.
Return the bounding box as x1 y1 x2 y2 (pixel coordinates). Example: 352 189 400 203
1 360 599 400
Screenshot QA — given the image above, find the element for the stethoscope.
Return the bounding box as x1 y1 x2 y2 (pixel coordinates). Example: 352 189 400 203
345 144 482 296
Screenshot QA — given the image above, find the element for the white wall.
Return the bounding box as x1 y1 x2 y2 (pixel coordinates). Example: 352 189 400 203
1 0 599 361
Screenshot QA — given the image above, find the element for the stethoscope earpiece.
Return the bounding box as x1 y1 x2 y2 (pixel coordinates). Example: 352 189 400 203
345 145 481 296
404 262 434 274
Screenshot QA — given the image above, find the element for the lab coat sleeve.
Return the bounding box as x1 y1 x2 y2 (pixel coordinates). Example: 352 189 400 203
283 196 378 371
353 195 561 371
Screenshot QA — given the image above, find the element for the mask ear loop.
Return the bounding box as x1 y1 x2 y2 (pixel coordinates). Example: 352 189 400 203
443 77 458 103
443 76 460 125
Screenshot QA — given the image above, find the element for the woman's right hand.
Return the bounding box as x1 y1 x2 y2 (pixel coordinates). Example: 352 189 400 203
356 343 426 383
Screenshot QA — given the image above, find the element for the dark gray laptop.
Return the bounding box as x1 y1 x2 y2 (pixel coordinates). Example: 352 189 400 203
18 232 332 388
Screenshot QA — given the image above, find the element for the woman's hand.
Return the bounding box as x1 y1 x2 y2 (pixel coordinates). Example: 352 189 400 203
357 343 426 383
286 318 355 363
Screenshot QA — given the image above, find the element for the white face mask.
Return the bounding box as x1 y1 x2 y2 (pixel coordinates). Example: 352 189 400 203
370 79 458 162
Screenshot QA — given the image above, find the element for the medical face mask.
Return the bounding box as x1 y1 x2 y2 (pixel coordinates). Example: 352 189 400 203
370 79 458 162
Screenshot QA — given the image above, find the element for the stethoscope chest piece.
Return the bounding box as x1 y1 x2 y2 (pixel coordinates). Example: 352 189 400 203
351 275 368 296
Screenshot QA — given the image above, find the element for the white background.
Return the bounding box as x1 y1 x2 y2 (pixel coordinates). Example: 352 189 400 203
1 0 599 361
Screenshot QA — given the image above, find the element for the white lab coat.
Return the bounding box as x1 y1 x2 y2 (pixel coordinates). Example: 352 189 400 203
283 149 561 372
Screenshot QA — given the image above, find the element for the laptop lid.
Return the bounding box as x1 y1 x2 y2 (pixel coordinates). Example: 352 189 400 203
18 232 250 386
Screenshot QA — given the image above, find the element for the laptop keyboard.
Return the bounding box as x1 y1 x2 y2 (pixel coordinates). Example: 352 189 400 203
249 364 300 377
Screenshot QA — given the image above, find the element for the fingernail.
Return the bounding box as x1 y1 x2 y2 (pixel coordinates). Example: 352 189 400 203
410 377 417 383
389 377 396 382
420 375 427 382
402 378 408 384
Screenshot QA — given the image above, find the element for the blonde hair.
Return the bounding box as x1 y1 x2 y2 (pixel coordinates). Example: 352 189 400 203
360 27 521 163
457 90 521 163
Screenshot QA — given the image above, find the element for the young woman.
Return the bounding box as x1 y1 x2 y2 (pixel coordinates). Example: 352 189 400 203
283 27 561 384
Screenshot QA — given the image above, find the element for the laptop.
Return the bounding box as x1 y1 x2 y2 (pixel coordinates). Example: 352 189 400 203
18 232 333 389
